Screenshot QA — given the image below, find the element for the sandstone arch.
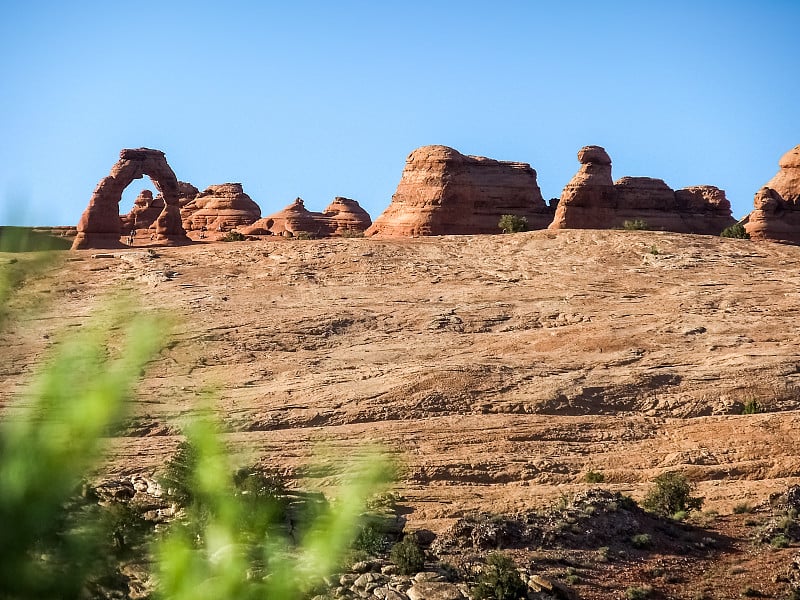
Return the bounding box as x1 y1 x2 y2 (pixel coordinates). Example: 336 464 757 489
72 148 190 249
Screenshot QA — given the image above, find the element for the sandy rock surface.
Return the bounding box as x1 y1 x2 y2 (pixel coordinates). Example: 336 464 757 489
3 230 799 535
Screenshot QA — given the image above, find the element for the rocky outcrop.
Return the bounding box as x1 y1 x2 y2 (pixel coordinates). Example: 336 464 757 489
322 197 372 236
72 148 189 249
745 145 800 243
181 183 261 232
120 190 164 231
549 146 736 234
365 145 553 237
241 197 371 237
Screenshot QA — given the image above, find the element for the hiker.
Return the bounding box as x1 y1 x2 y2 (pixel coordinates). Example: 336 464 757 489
128 229 136 246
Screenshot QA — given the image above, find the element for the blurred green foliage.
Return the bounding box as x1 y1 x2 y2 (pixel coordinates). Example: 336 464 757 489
0 241 392 599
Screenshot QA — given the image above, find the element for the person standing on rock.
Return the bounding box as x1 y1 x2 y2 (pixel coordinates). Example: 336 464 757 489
128 229 136 246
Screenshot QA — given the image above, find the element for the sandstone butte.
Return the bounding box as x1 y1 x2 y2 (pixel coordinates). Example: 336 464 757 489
549 145 736 234
241 196 372 237
72 148 190 250
745 145 800 243
365 145 554 237
181 183 262 234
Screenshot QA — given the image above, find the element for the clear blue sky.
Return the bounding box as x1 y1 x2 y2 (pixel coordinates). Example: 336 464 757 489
1 1 798 225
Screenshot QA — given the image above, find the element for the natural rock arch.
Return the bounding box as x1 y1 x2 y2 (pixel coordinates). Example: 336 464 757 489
72 148 189 249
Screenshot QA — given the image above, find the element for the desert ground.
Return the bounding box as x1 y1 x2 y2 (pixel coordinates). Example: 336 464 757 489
3 229 800 599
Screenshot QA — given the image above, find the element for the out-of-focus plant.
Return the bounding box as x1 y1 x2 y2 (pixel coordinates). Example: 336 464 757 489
155 417 392 600
0 232 393 599
0 238 165 598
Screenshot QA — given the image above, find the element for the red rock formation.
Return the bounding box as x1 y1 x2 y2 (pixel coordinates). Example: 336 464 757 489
745 145 800 243
321 197 372 235
120 190 164 231
365 145 553 237
549 146 736 234
241 197 371 237
181 183 261 232
72 148 189 249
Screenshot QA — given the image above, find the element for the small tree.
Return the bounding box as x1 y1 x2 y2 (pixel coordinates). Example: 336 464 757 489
498 215 528 233
622 219 650 231
472 553 527 600
721 223 750 239
642 472 704 518
390 535 425 575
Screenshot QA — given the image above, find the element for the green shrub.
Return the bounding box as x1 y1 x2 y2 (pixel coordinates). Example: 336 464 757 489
390 535 425 575
642 472 704 518
352 522 388 556
631 533 652 549
769 534 790 549
721 223 750 239
742 399 761 415
498 214 528 233
584 470 605 483
626 585 654 599
221 230 246 242
472 553 527 600
622 219 650 231
733 503 754 515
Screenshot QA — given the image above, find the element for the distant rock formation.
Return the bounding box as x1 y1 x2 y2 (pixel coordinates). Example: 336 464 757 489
549 146 736 234
322 197 373 236
120 190 163 231
745 145 800 243
181 183 261 232
241 197 371 237
72 148 189 249
365 145 553 237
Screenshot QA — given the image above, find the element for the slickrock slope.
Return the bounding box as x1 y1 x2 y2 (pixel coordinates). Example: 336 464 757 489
745 145 800 243
366 145 553 236
6 230 799 534
242 197 371 237
550 146 736 234
72 148 189 249
181 183 261 232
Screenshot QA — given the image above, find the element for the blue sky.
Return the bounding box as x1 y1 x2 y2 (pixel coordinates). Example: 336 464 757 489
1 1 798 225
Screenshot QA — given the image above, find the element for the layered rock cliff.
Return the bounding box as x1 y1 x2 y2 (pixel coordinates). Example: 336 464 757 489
549 146 735 234
241 197 371 237
745 145 800 243
366 145 553 237
181 183 261 232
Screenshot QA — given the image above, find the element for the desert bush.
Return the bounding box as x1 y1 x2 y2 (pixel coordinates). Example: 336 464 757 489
584 470 605 483
721 223 750 239
498 214 528 233
733 503 754 514
339 229 365 238
622 219 650 230
352 522 389 556
742 398 761 415
630 533 652 549
472 553 527 600
390 535 425 575
642 471 704 518
625 585 654 599
221 230 246 242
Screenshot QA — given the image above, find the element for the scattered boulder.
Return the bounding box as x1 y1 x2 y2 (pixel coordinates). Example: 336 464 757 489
366 145 553 237
241 197 371 238
181 183 261 233
549 145 736 234
72 148 189 249
745 145 800 243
